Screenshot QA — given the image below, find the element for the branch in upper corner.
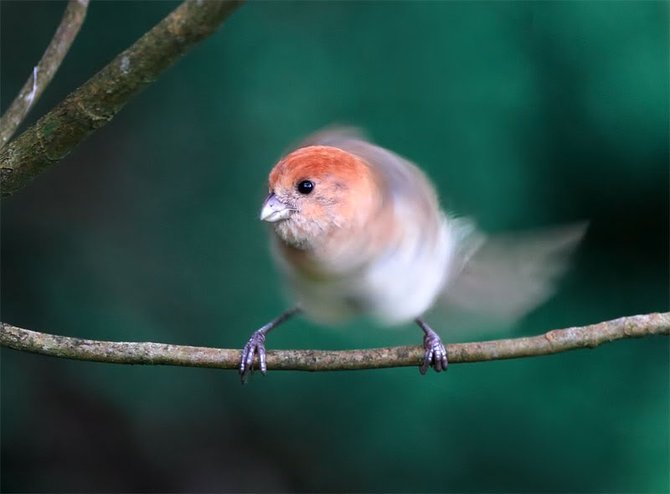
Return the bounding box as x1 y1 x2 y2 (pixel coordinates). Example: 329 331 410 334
0 313 667 372
0 0 89 149
0 0 244 197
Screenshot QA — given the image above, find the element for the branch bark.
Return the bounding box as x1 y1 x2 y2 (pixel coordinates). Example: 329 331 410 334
0 0 243 197
0 0 89 148
1 312 667 372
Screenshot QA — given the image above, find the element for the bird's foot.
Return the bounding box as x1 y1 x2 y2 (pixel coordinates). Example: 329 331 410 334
239 329 267 384
416 319 448 375
238 307 301 384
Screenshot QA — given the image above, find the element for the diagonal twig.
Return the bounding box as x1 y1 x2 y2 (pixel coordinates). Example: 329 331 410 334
0 0 89 148
1 313 667 372
0 0 243 197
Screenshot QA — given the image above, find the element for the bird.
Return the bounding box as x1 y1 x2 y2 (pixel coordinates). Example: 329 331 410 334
239 127 585 382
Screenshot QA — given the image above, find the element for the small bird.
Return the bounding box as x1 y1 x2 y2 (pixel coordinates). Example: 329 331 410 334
239 128 585 381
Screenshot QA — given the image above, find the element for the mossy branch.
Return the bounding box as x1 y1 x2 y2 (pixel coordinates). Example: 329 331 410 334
1 313 667 372
0 0 243 197
0 0 89 148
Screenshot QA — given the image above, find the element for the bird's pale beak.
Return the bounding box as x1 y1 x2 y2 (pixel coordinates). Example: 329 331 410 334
260 193 293 222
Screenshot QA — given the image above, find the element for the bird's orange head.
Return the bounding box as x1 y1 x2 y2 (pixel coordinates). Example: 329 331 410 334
260 145 382 250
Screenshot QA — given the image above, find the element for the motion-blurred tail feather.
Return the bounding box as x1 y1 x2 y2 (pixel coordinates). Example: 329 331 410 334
442 222 587 325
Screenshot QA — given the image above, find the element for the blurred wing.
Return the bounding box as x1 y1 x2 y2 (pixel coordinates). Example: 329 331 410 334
441 222 587 325
298 126 368 148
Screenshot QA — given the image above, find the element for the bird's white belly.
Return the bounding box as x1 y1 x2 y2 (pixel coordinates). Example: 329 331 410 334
287 218 455 326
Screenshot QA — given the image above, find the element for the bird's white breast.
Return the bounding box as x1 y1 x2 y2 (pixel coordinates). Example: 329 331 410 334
276 212 456 326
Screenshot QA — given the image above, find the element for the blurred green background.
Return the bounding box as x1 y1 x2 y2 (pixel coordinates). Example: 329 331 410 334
1 1 668 492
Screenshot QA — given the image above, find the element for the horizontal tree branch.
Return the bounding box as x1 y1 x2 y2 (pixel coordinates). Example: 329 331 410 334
1 312 667 372
0 0 89 148
0 0 243 197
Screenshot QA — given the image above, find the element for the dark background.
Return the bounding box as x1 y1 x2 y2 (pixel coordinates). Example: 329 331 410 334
1 1 668 492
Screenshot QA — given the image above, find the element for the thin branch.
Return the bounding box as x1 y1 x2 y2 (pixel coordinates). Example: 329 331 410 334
1 313 667 372
0 0 89 148
0 0 243 197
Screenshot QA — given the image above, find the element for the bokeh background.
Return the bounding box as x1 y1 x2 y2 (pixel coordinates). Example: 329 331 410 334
1 1 668 492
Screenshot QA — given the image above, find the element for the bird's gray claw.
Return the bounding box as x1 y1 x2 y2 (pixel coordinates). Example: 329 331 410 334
239 330 267 383
420 330 448 375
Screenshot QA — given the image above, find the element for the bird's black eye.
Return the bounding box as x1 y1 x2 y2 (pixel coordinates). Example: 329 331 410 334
297 180 314 195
